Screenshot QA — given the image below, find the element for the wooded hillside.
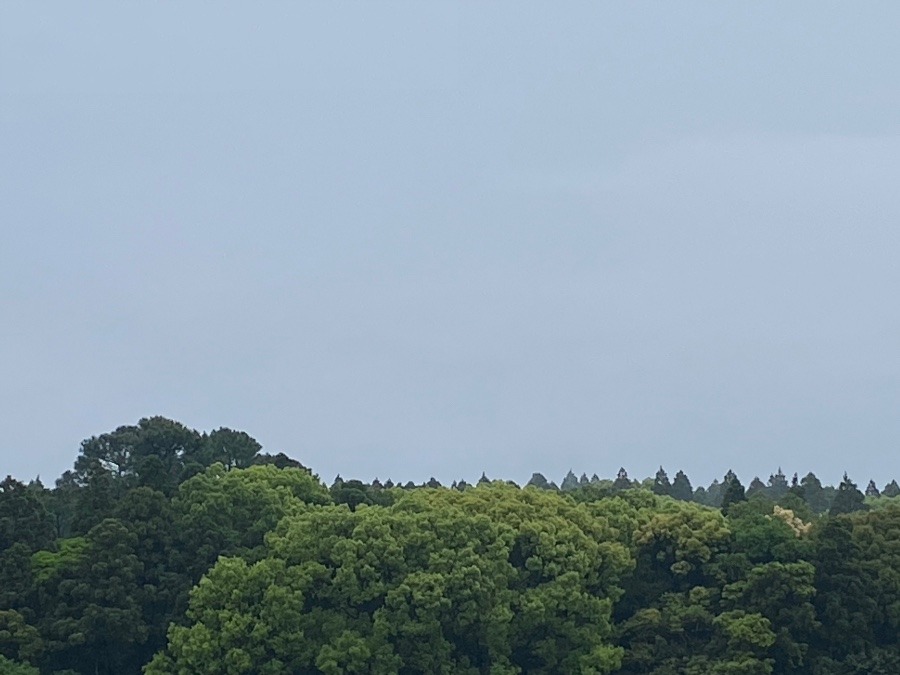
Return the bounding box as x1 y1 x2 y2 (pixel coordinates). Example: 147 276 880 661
1 417 898 674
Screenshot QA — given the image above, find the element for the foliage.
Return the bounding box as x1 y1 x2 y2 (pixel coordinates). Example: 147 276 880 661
1 418 899 673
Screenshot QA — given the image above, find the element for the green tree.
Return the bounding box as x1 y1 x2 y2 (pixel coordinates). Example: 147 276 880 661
829 474 867 516
766 469 789 501
526 473 552 490
865 479 881 497
197 428 261 470
0 478 54 553
670 471 693 502
36 519 147 674
613 468 633 491
560 470 579 491
172 463 331 582
721 471 747 512
150 485 631 674
800 473 829 514
0 655 39 675
652 467 672 497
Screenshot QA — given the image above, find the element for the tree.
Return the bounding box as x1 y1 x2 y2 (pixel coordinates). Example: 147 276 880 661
721 471 746 511
526 473 551 490
651 467 671 497
149 485 632 675
883 479 900 498
800 473 829 514
73 417 202 494
172 463 331 582
0 478 54 553
37 519 147 674
197 428 261 470
865 480 881 498
746 477 766 499
253 452 308 471
829 474 867 516
0 655 39 675
613 468 632 491
767 468 789 500
670 471 693 502
560 470 579 491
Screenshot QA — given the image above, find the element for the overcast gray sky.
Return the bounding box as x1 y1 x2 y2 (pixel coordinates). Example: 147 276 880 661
2 2 899 488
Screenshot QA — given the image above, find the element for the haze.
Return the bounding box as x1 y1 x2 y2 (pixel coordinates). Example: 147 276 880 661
2 2 899 487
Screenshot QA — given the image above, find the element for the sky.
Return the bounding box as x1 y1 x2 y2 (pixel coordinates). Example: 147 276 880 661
2 2 899 489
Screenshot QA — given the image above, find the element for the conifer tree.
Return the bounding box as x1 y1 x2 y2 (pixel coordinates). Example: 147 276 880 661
560 470 580 491
829 474 868 515
670 470 693 501
526 473 551 490
612 468 632 491
721 470 746 511
651 467 671 496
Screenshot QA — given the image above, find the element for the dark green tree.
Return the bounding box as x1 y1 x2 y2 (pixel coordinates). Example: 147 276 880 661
526 473 551 490
670 470 693 502
560 470 580 491
0 478 54 553
37 519 147 675
613 467 633 491
651 467 671 496
721 471 746 512
767 468 789 500
800 472 829 514
197 428 261 470
865 479 880 497
746 476 766 499
883 479 900 498
829 474 868 516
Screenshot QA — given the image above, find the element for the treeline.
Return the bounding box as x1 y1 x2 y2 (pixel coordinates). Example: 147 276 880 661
0 417 898 674
525 466 900 515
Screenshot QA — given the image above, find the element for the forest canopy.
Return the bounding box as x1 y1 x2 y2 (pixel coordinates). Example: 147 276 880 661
1 417 898 674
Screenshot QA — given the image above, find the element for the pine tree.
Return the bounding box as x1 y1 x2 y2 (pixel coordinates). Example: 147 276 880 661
800 472 829 513
652 467 671 496
560 470 580 491
746 476 766 498
767 467 789 499
670 470 693 501
829 474 868 515
721 470 746 511
613 468 632 491
883 479 900 498
526 473 551 490
865 480 880 498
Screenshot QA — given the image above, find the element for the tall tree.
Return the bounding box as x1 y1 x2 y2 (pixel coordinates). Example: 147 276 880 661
0 478 54 553
865 480 881 498
526 473 551 490
670 471 693 502
746 477 766 498
560 470 580 491
721 471 746 512
800 473 829 514
197 428 261 470
613 468 633 491
767 468 789 500
651 467 671 496
829 474 867 516
883 479 900 498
